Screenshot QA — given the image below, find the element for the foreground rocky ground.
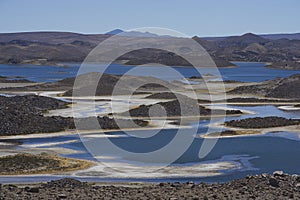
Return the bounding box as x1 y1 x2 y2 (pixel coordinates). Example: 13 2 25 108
1 172 299 199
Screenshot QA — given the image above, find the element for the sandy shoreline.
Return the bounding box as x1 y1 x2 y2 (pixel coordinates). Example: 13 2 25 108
201 121 300 139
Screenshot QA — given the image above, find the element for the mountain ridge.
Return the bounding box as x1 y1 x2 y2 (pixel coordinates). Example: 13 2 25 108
0 31 299 69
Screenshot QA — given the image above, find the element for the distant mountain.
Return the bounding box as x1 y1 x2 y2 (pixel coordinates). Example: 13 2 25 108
0 31 108 45
203 33 300 41
105 29 173 38
105 29 124 35
218 33 269 47
194 32 300 69
260 33 300 40
0 31 300 69
119 31 162 37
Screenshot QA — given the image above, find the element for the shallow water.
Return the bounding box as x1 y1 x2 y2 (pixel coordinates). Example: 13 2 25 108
1 62 300 183
1 105 300 183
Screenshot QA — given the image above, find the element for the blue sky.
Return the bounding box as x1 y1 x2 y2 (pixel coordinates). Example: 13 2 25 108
0 0 299 36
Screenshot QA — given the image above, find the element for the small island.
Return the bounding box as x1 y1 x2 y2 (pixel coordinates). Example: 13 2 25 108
0 153 94 175
225 116 300 129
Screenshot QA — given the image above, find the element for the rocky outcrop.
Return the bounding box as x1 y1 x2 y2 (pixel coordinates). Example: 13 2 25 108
0 153 92 175
229 74 300 99
0 94 149 136
76 116 148 130
0 95 75 135
225 116 300 129
119 97 242 117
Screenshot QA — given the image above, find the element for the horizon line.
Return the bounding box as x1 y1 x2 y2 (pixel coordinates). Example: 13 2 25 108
0 29 300 38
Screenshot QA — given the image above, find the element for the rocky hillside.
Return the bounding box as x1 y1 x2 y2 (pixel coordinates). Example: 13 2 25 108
1 31 299 69
63 72 175 97
0 31 233 67
194 33 300 69
119 97 242 117
0 95 74 135
229 74 300 98
0 72 175 97
0 94 149 136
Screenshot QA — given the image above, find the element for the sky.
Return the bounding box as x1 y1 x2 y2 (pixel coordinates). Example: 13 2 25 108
0 0 299 37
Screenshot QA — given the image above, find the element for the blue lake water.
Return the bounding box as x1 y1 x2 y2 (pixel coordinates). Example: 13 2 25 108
0 62 299 82
1 105 299 184
1 62 300 183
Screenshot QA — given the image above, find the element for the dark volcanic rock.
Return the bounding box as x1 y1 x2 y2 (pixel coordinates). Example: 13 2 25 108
0 95 74 136
225 116 300 129
26 187 39 193
0 94 149 136
42 178 88 188
269 177 280 187
75 116 148 130
0 94 69 111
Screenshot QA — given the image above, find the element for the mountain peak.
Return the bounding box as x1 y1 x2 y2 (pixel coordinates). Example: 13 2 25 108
105 29 124 35
241 33 262 39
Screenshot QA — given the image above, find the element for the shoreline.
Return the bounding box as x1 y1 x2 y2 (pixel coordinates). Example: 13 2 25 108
203 121 300 139
0 61 238 69
0 125 186 140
